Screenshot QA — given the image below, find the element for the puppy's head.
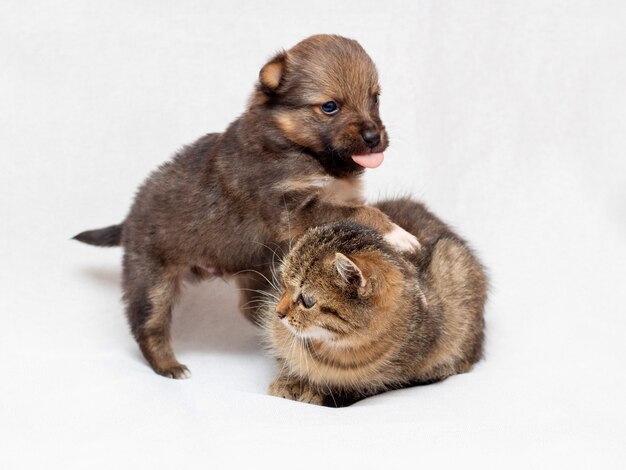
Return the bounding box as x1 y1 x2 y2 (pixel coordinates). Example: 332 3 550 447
256 35 388 176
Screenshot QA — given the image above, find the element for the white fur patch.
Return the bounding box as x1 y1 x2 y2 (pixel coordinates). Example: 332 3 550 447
384 224 421 252
283 320 333 342
299 326 334 341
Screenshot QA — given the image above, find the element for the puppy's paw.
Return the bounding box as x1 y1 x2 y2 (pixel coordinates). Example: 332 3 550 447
155 363 192 380
384 223 421 252
269 377 324 405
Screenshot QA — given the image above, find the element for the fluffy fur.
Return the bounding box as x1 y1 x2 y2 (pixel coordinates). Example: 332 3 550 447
73 35 419 379
263 198 488 405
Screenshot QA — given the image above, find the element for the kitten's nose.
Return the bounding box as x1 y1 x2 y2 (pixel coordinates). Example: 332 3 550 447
276 295 290 319
361 128 381 148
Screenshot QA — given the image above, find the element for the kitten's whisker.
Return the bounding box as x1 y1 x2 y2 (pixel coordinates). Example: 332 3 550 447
241 298 275 306
233 268 281 292
250 240 284 260
240 299 276 311
269 247 284 291
247 242 287 291
235 287 280 302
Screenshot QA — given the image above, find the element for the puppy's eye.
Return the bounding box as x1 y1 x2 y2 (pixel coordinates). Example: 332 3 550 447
373 93 380 105
320 101 339 115
298 293 316 309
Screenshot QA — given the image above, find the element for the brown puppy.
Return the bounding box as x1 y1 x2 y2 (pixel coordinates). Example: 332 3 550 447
74 35 419 379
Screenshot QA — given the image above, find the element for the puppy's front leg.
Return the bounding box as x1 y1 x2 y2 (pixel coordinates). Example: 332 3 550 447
283 197 420 252
381 221 423 252
348 205 421 251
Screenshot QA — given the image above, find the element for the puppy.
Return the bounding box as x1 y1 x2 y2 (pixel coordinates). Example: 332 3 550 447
74 35 419 379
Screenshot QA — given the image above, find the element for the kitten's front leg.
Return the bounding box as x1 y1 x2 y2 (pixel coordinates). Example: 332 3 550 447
268 375 324 405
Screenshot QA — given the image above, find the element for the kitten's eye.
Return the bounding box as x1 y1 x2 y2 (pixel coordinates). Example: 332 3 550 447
320 101 339 115
298 293 316 309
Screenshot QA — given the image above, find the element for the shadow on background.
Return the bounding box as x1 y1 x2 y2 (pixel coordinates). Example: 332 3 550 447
80 267 261 356
79 266 121 289
172 278 261 355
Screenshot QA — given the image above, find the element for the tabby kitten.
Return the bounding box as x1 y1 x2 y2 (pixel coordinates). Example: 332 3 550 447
263 198 488 405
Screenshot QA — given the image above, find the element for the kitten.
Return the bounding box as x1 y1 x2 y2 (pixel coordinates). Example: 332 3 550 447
73 35 419 379
263 198 488 405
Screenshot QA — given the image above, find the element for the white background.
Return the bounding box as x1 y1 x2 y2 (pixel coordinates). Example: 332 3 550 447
2 1 625 468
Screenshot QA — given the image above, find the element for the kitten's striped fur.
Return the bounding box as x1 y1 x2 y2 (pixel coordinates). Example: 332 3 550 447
263 198 488 405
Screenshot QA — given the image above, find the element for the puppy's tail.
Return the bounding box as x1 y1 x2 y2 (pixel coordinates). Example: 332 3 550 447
72 224 123 247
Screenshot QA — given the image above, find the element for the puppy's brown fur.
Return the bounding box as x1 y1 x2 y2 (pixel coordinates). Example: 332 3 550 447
74 35 418 379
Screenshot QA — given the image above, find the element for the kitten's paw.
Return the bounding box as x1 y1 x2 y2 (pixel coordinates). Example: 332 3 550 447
155 363 192 380
269 377 324 405
384 224 421 252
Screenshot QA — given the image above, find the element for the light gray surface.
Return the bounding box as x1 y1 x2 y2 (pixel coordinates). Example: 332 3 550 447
2 1 625 468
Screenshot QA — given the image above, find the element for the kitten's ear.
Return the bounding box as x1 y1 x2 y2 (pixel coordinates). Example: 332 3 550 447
335 253 367 289
259 51 287 94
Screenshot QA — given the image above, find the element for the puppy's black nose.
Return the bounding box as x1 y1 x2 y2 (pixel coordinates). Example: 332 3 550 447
361 129 381 148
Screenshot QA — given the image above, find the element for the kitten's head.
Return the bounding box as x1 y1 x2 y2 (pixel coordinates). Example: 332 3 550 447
252 35 388 177
272 221 406 346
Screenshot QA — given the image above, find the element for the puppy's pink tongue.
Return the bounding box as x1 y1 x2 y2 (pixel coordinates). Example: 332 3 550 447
352 152 384 169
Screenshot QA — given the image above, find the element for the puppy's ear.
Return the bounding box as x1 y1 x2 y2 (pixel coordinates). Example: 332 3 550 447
259 51 287 94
